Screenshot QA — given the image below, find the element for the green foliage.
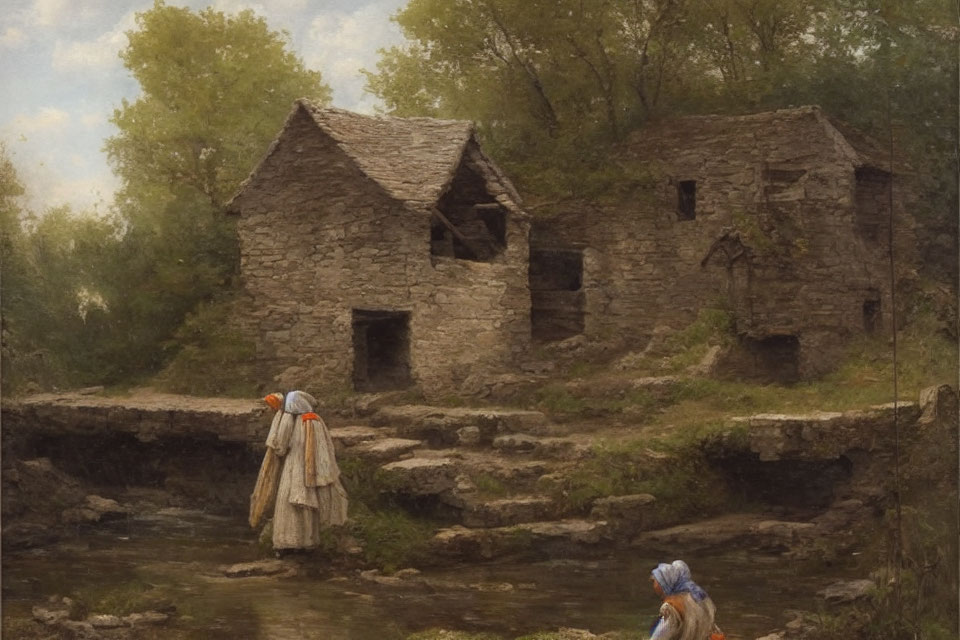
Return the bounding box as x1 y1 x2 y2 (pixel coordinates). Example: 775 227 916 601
531 384 658 420
368 0 957 219
516 634 642 640
1 199 130 392
348 504 436 573
2 2 331 394
407 631 501 640
100 1 330 386
547 435 738 521
470 473 510 498
69 579 169 618
152 296 257 397
619 307 735 376
336 454 438 572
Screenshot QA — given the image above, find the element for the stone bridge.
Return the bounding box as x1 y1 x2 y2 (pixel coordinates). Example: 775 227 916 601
1 390 271 446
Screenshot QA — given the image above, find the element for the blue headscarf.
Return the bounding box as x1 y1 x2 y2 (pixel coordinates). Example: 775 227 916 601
651 560 709 602
283 390 317 415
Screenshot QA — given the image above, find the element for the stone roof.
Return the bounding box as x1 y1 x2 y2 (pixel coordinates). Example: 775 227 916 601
230 99 518 210
631 105 898 172
301 101 475 205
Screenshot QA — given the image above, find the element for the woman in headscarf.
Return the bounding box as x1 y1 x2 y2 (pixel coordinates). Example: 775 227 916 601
649 560 724 640
262 390 348 551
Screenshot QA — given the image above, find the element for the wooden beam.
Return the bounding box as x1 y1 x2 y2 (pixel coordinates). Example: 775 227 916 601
431 208 481 258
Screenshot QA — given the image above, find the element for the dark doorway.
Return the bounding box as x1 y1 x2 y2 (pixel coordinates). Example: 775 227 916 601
720 334 801 384
863 296 881 334
677 180 697 220
529 248 585 342
745 334 801 383
352 310 412 392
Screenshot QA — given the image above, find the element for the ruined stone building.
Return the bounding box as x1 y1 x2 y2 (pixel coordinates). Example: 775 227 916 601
227 99 531 395
229 101 910 393
532 106 912 381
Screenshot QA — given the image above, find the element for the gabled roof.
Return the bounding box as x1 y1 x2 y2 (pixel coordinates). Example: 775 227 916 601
630 105 898 172
229 99 502 210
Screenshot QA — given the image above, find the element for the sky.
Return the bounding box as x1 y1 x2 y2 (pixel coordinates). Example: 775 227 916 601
0 0 409 212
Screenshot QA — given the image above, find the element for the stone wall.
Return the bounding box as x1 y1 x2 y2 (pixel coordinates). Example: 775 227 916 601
534 107 916 377
230 109 530 395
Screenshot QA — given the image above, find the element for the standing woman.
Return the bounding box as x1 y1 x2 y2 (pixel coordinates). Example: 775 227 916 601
263 390 348 551
649 560 724 640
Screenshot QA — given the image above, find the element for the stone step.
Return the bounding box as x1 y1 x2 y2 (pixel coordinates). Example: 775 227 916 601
347 438 422 463
329 426 383 453
431 519 609 561
462 495 561 528
410 448 555 488
631 513 815 553
492 434 591 460
371 405 552 446
588 493 659 532
378 457 459 496
729 401 921 461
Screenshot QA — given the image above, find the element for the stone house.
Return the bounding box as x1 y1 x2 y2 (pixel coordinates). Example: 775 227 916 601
227 99 531 395
531 106 913 381
229 101 911 392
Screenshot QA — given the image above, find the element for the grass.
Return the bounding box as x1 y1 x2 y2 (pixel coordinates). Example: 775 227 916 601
347 504 436 573
545 431 744 524
471 473 510 498
67 578 174 619
408 632 502 640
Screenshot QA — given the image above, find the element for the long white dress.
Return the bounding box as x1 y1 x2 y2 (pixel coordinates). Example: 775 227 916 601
266 409 348 549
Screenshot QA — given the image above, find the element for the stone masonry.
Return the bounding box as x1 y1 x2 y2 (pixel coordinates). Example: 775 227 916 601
532 106 916 379
227 100 531 396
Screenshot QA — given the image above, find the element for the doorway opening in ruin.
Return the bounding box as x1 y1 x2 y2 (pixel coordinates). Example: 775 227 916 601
854 167 891 242
352 310 412 392
863 295 881 334
677 180 697 220
738 334 801 384
431 155 506 262
529 248 585 342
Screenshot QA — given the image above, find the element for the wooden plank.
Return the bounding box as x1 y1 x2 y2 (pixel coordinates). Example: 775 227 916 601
431 208 482 259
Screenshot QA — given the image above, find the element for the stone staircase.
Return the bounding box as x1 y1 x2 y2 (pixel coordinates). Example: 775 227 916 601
331 403 620 561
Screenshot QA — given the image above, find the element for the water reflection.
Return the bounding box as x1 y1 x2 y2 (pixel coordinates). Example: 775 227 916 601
3 511 859 639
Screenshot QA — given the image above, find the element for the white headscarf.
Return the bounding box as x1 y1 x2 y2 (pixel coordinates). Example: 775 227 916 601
284 390 317 415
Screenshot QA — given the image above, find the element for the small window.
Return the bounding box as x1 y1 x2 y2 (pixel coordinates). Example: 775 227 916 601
863 297 881 334
677 180 696 220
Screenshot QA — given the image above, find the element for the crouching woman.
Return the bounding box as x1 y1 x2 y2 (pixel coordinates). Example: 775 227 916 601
649 560 725 640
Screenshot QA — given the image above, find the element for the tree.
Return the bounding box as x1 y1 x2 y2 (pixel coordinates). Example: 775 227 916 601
368 0 707 198
101 1 331 379
368 0 955 209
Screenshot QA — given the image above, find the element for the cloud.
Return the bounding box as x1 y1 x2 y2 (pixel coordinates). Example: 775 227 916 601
303 1 405 112
30 0 71 27
7 107 70 134
1 27 27 48
51 11 135 71
80 112 104 128
209 0 307 19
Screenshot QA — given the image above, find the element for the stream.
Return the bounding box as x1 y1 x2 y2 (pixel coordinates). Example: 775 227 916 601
2 510 862 639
